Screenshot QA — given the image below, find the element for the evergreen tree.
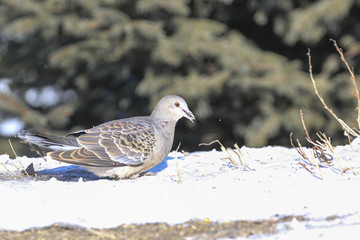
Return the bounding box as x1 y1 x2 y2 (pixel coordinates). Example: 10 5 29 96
0 0 358 155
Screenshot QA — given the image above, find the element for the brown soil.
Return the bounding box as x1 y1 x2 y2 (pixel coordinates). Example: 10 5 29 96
0 216 307 240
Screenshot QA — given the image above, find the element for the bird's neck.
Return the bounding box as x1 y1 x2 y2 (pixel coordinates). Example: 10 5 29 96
150 111 178 123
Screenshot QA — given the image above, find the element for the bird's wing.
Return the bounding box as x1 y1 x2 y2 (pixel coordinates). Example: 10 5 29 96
47 147 121 167
76 120 157 165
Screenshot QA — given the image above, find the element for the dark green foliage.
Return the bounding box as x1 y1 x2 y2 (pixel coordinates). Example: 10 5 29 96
0 0 359 154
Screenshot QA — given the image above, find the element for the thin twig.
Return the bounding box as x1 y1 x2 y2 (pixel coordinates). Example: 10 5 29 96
175 142 182 184
290 132 324 179
181 150 188 157
200 140 241 168
9 139 30 177
307 49 359 138
300 110 332 164
290 132 311 163
8 139 18 158
330 39 360 128
292 45 360 179
298 162 314 174
199 140 225 148
1 163 19 179
233 144 250 170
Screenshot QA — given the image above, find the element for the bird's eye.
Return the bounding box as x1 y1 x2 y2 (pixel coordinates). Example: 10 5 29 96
174 102 180 107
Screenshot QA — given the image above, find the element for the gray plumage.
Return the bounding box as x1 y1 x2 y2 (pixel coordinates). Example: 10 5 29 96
16 95 195 179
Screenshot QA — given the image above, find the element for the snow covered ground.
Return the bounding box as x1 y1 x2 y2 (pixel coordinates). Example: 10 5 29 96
1 138 360 239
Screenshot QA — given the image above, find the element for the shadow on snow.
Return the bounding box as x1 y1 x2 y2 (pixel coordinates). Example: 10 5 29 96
35 156 176 182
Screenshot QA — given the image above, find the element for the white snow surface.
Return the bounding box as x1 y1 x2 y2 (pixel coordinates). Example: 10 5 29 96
1 138 360 239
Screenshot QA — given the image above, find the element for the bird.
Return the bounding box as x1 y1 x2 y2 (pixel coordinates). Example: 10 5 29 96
16 95 195 179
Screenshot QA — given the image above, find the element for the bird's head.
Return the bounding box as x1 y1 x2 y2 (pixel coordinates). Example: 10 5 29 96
151 95 195 123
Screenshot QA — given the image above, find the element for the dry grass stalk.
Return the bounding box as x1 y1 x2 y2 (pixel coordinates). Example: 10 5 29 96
290 133 307 161
199 140 237 166
290 131 324 179
315 132 344 174
293 110 358 178
330 39 360 128
307 47 360 138
199 140 251 170
181 150 189 157
316 132 358 175
233 143 246 169
9 139 30 177
1 162 19 179
300 110 332 164
175 142 182 184
290 110 344 179
1 140 36 179
292 43 360 178
1 143 22 179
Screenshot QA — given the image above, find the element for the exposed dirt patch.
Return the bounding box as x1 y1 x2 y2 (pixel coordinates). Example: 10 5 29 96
0 216 308 240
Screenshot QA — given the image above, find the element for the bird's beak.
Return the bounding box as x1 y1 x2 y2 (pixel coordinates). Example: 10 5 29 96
182 109 195 123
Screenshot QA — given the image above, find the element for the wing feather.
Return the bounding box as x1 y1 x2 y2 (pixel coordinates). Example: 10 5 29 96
77 120 156 165
48 148 123 167
48 119 156 167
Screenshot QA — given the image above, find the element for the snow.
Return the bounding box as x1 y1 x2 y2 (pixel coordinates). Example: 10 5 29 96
1 138 360 239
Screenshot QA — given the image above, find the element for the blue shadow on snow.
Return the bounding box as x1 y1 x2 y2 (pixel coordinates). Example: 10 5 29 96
36 155 176 181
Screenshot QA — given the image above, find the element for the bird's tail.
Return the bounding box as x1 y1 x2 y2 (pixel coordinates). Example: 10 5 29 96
16 130 81 152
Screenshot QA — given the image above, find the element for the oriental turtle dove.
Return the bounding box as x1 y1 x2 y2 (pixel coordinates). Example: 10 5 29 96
17 95 195 179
